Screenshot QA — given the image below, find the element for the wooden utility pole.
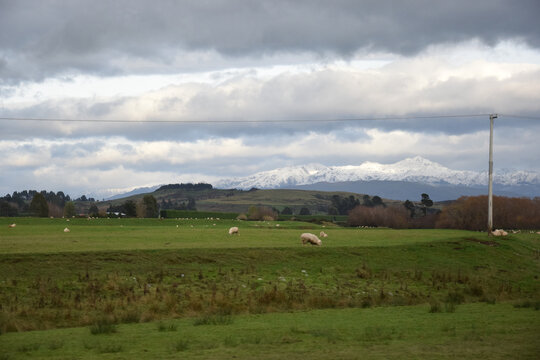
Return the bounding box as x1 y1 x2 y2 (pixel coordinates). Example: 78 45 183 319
487 114 497 235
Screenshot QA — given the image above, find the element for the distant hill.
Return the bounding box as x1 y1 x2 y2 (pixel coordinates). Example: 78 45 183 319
102 186 405 215
105 185 160 200
289 180 539 201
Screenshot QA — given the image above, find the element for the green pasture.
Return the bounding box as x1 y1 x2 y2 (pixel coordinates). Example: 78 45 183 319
1 217 486 253
0 217 539 359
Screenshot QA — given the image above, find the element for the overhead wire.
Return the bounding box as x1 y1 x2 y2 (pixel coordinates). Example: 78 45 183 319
498 114 540 121
0 113 497 124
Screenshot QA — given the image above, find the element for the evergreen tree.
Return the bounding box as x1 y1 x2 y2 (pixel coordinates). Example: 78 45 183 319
372 195 384 207
362 195 373 207
187 197 196 211
281 207 293 215
327 205 339 215
0 200 18 216
30 193 49 217
421 193 434 215
403 200 415 218
142 195 159 218
123 200 137 217
63 201 76 218
88 204 99 217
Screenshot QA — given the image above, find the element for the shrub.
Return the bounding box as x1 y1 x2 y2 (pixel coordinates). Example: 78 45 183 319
348 205 409 228
236 213 248 220
158 322 177 332
174 339 189 352
47 340 64 350
90 320 117 335
97 344 123 353
193 314 233 326
436 195 540 230
17 343 41 352
247 206 277 221
446 290 465 305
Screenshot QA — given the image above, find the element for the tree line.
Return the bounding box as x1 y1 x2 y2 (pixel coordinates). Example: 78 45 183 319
0 190 95 217
106 195 161 218
348 194 539 230
3 188 539 230
156 183 213 191
328 194 384 215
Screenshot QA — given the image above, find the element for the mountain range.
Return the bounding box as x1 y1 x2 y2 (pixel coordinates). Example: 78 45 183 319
214 157 540 201
106 157 540 202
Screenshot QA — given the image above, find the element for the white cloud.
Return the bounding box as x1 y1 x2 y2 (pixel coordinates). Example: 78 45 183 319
1 119 537 198
3 48 539 142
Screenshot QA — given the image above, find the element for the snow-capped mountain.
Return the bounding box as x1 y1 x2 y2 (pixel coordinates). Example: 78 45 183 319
215 156 540 191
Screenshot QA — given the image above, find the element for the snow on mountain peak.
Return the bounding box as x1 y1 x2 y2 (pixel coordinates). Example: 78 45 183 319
215 157 540 190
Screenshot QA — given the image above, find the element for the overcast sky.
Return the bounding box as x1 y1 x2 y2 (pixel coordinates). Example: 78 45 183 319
1 0 539 199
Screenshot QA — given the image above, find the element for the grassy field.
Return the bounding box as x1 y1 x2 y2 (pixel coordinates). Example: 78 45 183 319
0 217 539 359
0 217 484 253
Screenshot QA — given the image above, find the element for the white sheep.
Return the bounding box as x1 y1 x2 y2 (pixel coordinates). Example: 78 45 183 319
491 229 508 236
301 233 322 246
63 227 70 233
229 226 239 235
8 223 16 228
319 231 328 238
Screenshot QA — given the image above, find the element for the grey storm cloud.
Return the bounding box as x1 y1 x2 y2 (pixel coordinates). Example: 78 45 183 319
1 0 539 82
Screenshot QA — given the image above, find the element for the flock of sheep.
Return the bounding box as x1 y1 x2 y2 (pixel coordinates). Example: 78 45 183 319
7 222 328 246
7 222 540 242
230 226 327 246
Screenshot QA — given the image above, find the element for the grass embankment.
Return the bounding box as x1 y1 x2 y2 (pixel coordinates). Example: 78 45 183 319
0 217 538 358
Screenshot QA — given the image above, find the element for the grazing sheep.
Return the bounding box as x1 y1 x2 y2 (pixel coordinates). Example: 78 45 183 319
64 227 70 233
301 233 322 246
492 229 508 236
319 231 328 238
8 223 16 228
229 226 239 235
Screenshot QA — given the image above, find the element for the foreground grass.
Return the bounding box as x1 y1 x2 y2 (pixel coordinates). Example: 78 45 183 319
0 303 538 359
1 220 538 332
1 217 538 358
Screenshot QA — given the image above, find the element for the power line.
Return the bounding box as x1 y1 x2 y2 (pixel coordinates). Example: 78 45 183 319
499 114 540 120
0 113 493 124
